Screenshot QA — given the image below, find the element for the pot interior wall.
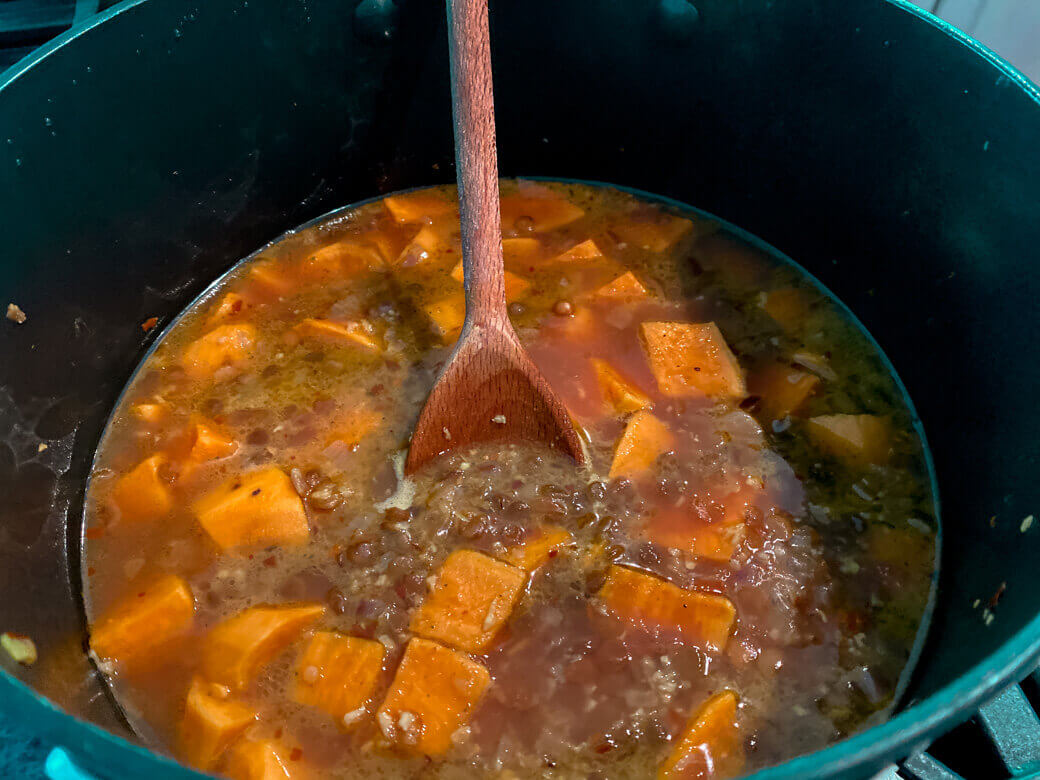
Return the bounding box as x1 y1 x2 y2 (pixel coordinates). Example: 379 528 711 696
0 0 1038 774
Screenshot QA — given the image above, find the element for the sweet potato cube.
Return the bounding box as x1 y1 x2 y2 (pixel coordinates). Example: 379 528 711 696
423 295 466 342
181 418 238 479
179 677 257 770
613 212 693 252
759 288 811 331
639 322 746 400
658 690 743 780
598 566 735 650
450 262 530 302
182 324 257 379
384 191 459 224
207 292 247 326
91 575 195 665
646 501 747 564
130 401 169 425
747 362 819 420
247 262 295 299
395 225 454 270
558 306 597 341
293 318 381 353
376 637 490 756
293 632 384 724
202 603 325 692
502 237 544 270
298 241 384 281
500 525 573 571
226 739 297 780
553 239 604 264
500 189 584 232
324 406 382 449
609 411 675 479
592 358 653 415
193 466 310 550
111 454 173 522
410 550 526 652
594 271 649 299
805 414 891 466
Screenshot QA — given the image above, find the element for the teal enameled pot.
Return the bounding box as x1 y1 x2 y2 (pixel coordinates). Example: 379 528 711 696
1 1 1038 778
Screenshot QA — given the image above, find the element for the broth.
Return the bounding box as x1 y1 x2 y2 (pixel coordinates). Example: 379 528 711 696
82 181 937 779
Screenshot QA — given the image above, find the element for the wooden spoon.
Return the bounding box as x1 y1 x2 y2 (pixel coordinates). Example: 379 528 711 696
404 0 585 474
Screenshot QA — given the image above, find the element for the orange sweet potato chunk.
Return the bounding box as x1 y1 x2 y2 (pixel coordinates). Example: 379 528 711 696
502 237 544 270
202 603 325 692
130 401 169 425
226 739 298 780
111 454 173 522
395 225 455 270
193 466 310 550
180 418 238 479
592 358 653 415
613 212 693 252
246 262 295 300
293 632 384 725
609 411 675 480
645 489 755 563
594 271 649 299
747 361 819 421
500 525 573 571
293 318 381 353
658 690 743 780
639 322 746 401
384 192 459 224
500 188 584 233
182 324 257 379
298 241 384 281
376 637 490 756
553 239 604 264
410 550 526 652
179 677 257 771
598 566 736 651
324 406 382 449
450 262 530 302
91 575 195 665
423 295 466 342
805 414 892 466
207 292 247 326
758 288 811 331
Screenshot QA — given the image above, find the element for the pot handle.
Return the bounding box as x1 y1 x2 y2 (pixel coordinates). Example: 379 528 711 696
899 679 1040 779
44 747 98 780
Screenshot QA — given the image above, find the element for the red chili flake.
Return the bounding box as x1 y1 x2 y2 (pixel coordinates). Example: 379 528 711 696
85 527 105 540
263 556 277 568
548 550 558 559
988 582 1007 610
368 384 385 397
273 728 283 739
137 592 146 598
594 741 615 754
140 316 159 332
87 567 96 576
289 747 303 762
229 299 243 315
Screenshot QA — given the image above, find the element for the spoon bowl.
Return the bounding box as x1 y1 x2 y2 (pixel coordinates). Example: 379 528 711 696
405 0 585 474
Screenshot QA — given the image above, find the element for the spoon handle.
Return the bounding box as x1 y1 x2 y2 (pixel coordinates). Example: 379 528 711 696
446 0 507 328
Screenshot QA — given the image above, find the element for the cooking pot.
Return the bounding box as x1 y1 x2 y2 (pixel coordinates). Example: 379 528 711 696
1 0 1039 778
